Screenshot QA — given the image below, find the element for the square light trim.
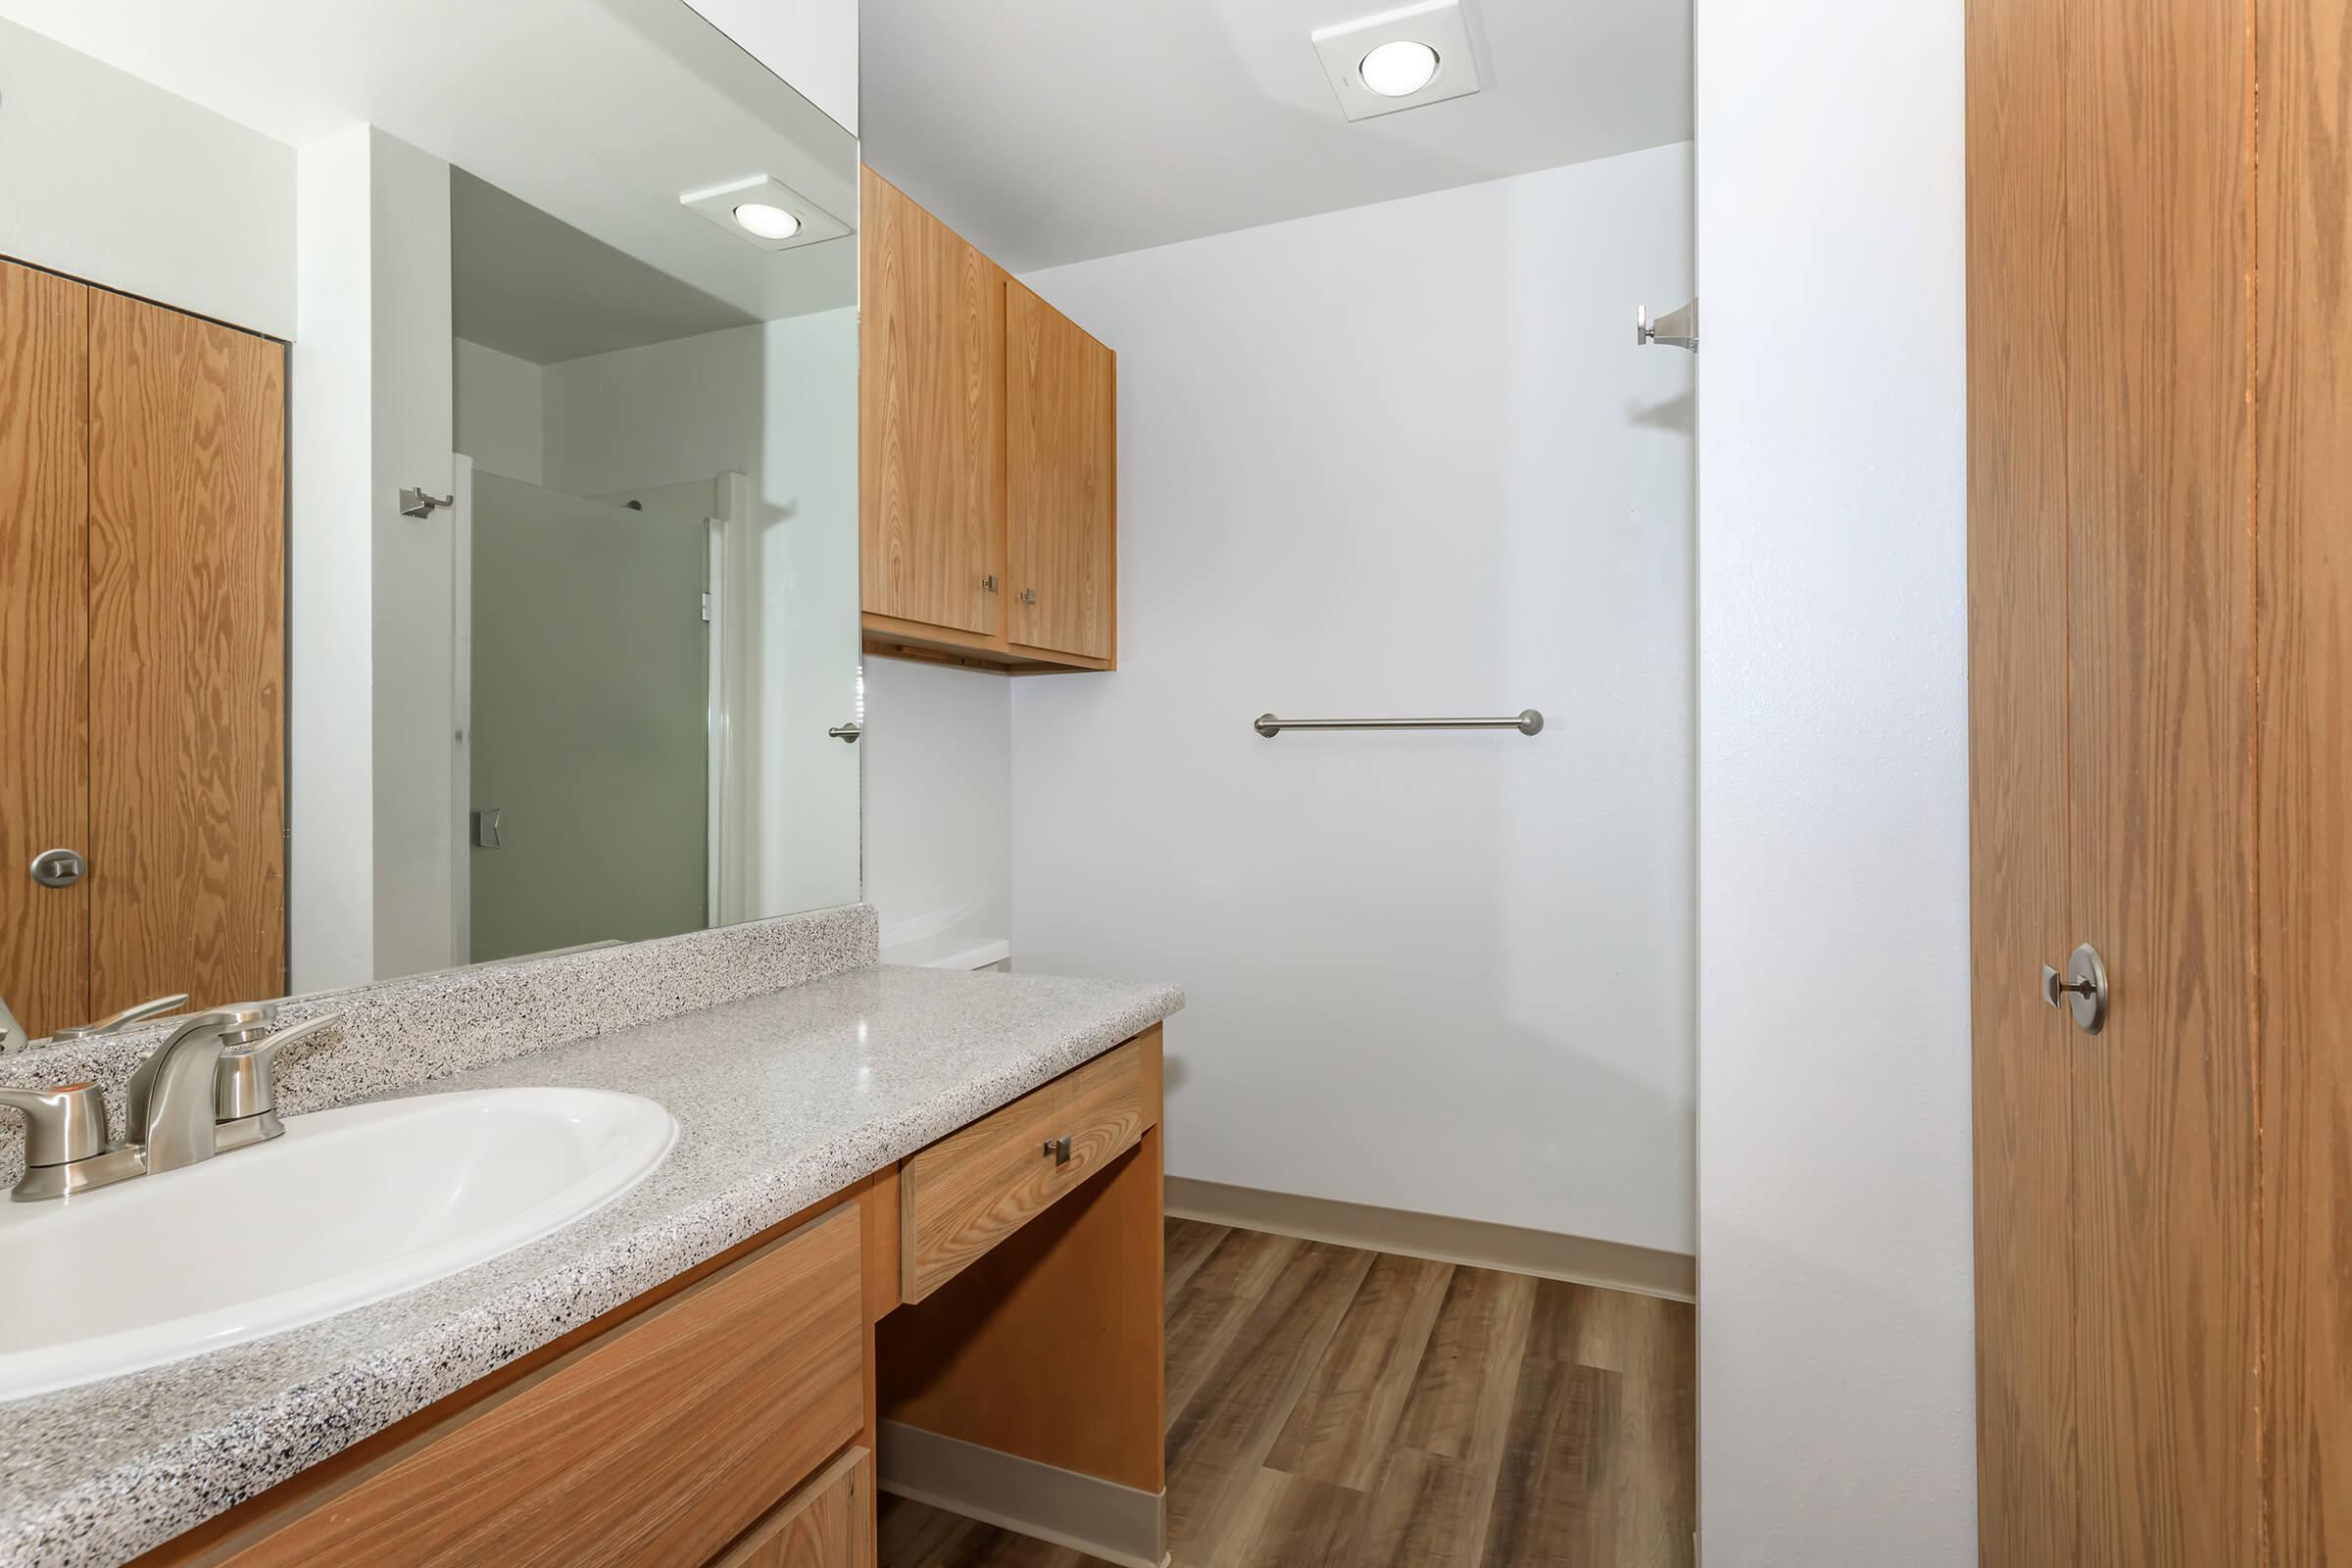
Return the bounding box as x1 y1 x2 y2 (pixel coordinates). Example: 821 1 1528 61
678 175 849 252
1312 0 1482 122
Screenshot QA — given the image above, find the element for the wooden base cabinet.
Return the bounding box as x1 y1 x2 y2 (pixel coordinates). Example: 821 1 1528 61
136 1028 1166 1568
858 170 1116 674
715 1448 872 1568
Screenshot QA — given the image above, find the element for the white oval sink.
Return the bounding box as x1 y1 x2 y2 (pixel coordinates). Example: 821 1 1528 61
0 1087 676 1400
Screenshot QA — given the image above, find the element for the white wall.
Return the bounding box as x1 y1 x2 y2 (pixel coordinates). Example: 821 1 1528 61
1005 144 1697 1254
862 659 1011 950
290 127 378 993
0 15 294 336
683 0 857 134
454 338 545 485
367 130 460 983
540 312 862 920
1692 0 1976 1560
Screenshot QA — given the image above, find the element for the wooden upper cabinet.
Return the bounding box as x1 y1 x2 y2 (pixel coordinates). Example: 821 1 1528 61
1005 279 1115 663
859 168 1005 640
858 169 1116 672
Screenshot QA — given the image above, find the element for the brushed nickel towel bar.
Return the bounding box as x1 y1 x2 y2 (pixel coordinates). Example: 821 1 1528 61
1253 710 1544 738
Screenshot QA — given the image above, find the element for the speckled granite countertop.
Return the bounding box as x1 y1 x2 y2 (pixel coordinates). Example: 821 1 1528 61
0 963 1182 1568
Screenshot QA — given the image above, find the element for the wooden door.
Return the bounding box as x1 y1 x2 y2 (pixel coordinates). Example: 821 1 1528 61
2061 1 2257 1560
0 260 91 1044
1969 0 2260 1559
1005 279 1115 662
859 169 1005 640
86 288 287 1019
1963 0 2078 1554
2254 0 2352 1548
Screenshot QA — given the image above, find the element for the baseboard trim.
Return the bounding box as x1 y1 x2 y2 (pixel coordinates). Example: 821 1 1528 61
1164 1177 1696 1302
877 1421 1167 1568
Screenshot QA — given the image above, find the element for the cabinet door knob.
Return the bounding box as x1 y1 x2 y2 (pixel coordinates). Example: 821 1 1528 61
1043 1134 1072 1166
28 849 83 888
2040 943 2109 1034
1019 588 1038 606
983 574 1000 593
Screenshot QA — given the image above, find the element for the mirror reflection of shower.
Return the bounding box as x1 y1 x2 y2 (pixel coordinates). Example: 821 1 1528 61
448 163 861 966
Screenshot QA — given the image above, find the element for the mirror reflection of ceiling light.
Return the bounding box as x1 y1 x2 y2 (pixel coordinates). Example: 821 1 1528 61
731 202 802 240
1359 39 1441 97
679 175 850 252
1312 0 1482 122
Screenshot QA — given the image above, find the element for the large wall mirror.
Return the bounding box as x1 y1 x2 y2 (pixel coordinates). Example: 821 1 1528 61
0 0 861 1049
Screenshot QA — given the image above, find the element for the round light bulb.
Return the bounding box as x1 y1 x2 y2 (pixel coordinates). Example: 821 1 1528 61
1360 39 1440 97
732 202 802 240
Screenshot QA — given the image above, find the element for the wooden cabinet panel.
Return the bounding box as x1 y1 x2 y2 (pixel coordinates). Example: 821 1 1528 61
712 1446 871 1568
2255 0 2352 1549
0 260 91 1042
86 290 286 1019
900 1038 1148 1303
859 168 1004 639
224 1204 864 1568
1005 279 1115 662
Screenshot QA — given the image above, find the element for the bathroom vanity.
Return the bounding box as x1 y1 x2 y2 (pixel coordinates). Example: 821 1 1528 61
0 908 1181 1568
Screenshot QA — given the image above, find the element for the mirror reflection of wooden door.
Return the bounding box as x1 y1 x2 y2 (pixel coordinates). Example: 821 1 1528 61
86 286 287 1024
0 258 286 1042
0 260 92 1042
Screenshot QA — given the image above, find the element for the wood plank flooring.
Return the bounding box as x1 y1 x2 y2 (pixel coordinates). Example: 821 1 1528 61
879 1218 1695 1567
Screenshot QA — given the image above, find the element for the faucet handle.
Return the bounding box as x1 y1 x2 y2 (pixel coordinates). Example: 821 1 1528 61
214 1012 343 1127
0 1083 110 1168
50 993 192 1042
0 1082 143 1200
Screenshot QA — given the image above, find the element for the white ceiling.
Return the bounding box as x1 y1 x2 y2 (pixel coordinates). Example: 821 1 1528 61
0 0 858 322
451 172 760 366
859 0 1693 273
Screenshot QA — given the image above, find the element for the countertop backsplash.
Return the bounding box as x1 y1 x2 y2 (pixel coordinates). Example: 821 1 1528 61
0 904 880 1186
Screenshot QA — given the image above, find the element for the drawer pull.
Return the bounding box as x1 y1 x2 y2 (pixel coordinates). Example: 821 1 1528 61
1043 1135 1072 1166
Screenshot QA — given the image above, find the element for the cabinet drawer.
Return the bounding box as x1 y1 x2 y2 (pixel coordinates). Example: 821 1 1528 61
901 1040 1147 1302
227 1205 863 1568
713 1446 871 1567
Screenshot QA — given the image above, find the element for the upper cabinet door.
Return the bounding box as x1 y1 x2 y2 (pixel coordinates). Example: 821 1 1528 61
1005 279 1115 662
859 168 1005 639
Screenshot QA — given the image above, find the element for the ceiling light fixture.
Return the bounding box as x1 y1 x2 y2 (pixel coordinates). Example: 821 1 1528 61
1312 0 1482 122
679 175 850 253
1359 39 1440 97
731 202 802 240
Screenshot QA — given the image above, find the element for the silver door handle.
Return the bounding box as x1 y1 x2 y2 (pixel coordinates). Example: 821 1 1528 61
828 722 862 744
2041 943 2109 1034
28 849 83 888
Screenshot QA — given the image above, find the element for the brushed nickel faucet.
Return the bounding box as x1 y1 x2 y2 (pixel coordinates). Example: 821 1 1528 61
0 1004 343 1201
